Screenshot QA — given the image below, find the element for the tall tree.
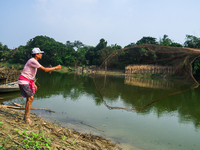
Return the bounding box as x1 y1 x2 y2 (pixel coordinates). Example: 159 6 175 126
159 34 172 46
96 38 107 51
73 40 84 49
159 34 182 47
85 47 96 65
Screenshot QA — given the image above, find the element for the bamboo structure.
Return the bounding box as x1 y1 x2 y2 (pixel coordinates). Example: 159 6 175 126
125 64 180 74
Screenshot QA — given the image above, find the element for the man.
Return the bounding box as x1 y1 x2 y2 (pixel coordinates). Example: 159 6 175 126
18 47 61 125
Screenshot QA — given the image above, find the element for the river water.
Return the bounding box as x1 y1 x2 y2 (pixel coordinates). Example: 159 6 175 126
1 72 200 150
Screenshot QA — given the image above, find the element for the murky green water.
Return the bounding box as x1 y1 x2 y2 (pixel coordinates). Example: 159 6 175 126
1 72 200 150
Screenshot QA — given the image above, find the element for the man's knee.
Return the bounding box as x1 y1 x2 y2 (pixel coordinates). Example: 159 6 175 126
27 96 34 102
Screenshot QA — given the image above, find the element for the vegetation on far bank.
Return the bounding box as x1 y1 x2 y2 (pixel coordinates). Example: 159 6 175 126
1 34 200 76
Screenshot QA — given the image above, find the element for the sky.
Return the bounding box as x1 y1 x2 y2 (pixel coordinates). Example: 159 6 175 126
0 0 200 49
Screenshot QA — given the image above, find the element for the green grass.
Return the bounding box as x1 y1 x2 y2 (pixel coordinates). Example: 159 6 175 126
0 129 52 150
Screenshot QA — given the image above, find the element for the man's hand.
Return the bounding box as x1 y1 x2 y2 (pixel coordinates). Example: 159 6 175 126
56 65 61 69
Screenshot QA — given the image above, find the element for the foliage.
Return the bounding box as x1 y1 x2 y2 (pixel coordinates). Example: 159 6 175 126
20 130 51 149
0 129 52 150
76 46 89 66
184 35 200 48
170 42 182 47
111 44 122 50
27 36 68 65
85 38 108 65
136 36 158 45
96 46 116 65
96 38 107 51
73 40 84 49
124 42 136 48
159 35 183 47
85 46 96 65
193 57 200 74
159 34 172 46
1 34 200 75
0 42 10 61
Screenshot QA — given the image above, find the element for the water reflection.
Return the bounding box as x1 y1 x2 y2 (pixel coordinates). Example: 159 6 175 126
124 75 174 89
31 72 200 129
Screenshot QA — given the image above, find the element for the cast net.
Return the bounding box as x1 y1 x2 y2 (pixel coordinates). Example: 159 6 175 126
93 44 200 111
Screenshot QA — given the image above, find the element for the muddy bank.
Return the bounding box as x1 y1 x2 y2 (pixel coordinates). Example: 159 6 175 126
0 107 121 150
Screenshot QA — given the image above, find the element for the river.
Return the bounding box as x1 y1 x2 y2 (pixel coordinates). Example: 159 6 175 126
1 71 200 150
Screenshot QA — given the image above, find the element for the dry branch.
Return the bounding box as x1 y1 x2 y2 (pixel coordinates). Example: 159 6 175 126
13 103 24 108
0 104 49 110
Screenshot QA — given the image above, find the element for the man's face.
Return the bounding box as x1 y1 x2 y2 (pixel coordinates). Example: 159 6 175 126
36 53 43 59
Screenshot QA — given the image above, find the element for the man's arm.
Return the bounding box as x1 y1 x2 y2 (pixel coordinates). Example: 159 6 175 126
38 65 61 72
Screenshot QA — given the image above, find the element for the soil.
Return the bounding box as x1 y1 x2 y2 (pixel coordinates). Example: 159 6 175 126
0 107 121 150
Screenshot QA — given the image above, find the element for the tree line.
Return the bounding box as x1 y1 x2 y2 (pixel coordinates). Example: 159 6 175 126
0 34 200 74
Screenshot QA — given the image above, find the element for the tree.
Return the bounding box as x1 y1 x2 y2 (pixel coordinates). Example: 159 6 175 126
26 36 76 66
136 36 158 45
159 34 172 46
159 35 182 47
0 43 10 61
96 47 115 65
85 47 96 65
85 38 108 65
111 44 122 50
124 43 136 48
184 35 200 48
73 40 84 50
76 46 89 66
96 38 107 51
170 42 182 47
65 41 74 51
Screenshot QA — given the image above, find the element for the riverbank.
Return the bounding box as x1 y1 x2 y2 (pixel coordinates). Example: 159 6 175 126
0 106 121 149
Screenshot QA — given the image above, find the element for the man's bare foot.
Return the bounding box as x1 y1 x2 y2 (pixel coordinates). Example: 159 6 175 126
25 118 34 125
24 116 34 125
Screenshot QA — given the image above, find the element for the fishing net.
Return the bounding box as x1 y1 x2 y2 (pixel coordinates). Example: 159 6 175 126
93 44 200 111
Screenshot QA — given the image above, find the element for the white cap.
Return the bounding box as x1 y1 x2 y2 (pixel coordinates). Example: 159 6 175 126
32 48 44 54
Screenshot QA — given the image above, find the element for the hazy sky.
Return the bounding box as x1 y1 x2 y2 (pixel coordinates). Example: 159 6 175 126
0 0 200 49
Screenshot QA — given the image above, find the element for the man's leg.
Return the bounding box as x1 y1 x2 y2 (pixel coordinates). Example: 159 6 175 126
24 96 34 124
